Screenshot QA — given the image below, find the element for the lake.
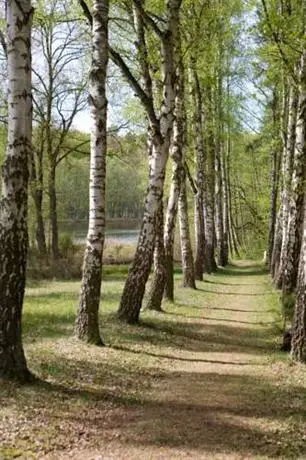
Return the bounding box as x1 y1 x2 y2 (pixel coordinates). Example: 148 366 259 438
59 221 139 245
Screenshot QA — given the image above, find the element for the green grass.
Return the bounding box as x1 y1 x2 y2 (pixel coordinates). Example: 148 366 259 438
1 263 305 459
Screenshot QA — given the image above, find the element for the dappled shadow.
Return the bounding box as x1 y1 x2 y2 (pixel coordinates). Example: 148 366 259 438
2 354 304 458
174 303 270 313
164 311 277 325
216 265 269 277
110 316 277 355
204 306 270 313
14 261 303 457
111 344 265 365
23 300 276 353
198 288 270 296
204 279 267 286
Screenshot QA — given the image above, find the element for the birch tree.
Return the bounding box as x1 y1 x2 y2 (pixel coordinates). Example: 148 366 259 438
204 84 217 273
267 89 281 269
75 0 109 344
117 0 182 323
0 0 33 381
191 65 206 280
148 48 194 309
275 83 299 287
146 203 165 311
282 52 306 294
291 198 306 362
178 170 196 288
291 50 306 359
163 58 189 300
32 0 88 258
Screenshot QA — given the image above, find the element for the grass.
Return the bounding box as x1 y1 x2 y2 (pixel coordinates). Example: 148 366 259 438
0 262 306 459
27 242 136 280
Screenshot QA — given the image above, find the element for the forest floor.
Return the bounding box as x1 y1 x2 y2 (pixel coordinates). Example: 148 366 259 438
1 261 306 459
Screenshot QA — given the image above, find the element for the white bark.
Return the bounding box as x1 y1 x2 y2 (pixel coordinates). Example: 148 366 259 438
276 83 298 287
191 65 206 280
118 0 182 323
291 185 306 361
0 0 33 381
75 0 109 344
163 55 185 301
178 172 196 289
282 52 306 293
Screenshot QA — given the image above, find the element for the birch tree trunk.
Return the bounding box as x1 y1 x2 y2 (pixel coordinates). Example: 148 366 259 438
291 191 306 362
215 66 226 267
0 0 33 381
204 87 217 273
282 53 306 294
149 42 185 308
215 141 226 266
276 83 298 287
267 90 281 268
290 0 306 365
178 172 196 289
221 131 229 265
271 208 283 279
267 145 280 268
226 127 240 259
29 144 47 255
191 67 206 280
163 59 185 301
146 204 165 311
117 0 181 324
163 158 183 302
48 165 59 259
75 0 109 345
271 77 289 278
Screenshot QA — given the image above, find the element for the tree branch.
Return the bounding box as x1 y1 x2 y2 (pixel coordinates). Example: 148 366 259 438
132 0 164 39
78 0 92 26
0 30 7 59
184 161 197 195
109 46 158 129
260 0 296 81
78 0 159 130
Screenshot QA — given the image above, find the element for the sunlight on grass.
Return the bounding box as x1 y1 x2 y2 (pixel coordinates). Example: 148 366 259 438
1 263 305 459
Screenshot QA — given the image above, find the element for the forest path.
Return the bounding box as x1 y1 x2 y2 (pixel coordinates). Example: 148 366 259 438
50 261 305 459
2 262 306 459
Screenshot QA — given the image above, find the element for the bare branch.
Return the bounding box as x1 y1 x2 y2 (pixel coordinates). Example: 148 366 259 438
56 139 90 165
109 46 158 129
78 0 159 131
78 0 92 26
132 0 164 39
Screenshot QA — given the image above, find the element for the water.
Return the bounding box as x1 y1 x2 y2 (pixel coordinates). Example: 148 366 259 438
59 222 139 245
105 229 139 244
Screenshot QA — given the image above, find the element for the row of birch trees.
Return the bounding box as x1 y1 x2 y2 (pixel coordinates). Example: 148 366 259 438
0 0 246 380
260 0 306 360
76 0 247 341
1 0 305 382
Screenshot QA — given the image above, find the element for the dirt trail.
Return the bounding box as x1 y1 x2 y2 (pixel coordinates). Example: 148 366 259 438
49 262 306 459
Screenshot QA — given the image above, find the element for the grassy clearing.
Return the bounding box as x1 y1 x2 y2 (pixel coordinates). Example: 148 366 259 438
27 241 136 280
0 263 306 459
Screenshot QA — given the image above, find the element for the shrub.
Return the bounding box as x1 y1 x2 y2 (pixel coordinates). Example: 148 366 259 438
59 233 76 256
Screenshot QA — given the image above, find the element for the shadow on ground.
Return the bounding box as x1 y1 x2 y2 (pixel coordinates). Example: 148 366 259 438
2 262 303 458
1 353 305 458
